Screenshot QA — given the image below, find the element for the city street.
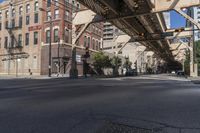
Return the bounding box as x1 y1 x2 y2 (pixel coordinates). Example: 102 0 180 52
0 75 200 133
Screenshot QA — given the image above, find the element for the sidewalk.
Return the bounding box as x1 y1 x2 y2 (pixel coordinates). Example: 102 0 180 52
187 76 200 84
0 74 70 80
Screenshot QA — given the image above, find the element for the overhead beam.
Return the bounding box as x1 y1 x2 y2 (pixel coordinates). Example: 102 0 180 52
175 8 200 29
101 0 120 15
153 0 200 12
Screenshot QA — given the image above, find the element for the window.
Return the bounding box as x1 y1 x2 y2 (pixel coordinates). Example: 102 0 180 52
5 10 8 18
87 37 90 48
54 29 59 42
47 11 51 21
47 0 51 7
96 41 98 50
54 9 59 19
4 37 8 48
46 30 50 43
25 33 29 45
0 11 2 20
65 29 69 43
19 6 23 15
11 35 15 48
84 36 87 47
34 13 38 23
34 2 39 11
12 19 15 28
55 0 59 6
65 10 71 21
77 3 80 9
12 9 15 17
19 17 23 28
92 39 95 49
26 16 30 25
26 4 30 13
99 42 101 50
34 32 38 45
65 0 69 6
18 34 22 47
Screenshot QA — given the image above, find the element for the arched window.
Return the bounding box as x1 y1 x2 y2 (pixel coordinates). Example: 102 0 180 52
84 36 87 47
92 39 95 49
96 40 98 50
5 10 8 18
0 11 2 20
12 9 15 17
34 2 38 11
19 6 23 15
87 37 90 48
26 4 30 13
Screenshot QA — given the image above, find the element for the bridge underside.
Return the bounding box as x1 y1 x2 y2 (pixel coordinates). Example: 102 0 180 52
77 0 182 69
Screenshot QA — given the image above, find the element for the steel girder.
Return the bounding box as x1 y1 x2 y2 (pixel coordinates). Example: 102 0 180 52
76 0 195 66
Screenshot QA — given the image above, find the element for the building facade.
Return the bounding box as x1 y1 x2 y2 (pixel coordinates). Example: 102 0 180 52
0 0 103 76
187 7 200 41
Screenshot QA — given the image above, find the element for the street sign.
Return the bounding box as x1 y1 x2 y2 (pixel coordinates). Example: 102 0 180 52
76 55 81 63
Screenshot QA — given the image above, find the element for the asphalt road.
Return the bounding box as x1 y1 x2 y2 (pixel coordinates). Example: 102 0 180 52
0 75 200 133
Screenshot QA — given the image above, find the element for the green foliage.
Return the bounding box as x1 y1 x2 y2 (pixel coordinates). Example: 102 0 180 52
111 56 122 76
195 41 200 75
92 52 112 75
111 56 122 68
184 50 190 75
123 57 132 71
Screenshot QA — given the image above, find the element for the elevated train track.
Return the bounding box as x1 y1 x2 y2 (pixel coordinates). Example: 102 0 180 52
76 0 200 69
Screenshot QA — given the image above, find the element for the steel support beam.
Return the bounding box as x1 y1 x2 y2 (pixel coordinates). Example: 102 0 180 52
114 35 131 54
175 8 200 29
70 12 94 79
153 0 200 12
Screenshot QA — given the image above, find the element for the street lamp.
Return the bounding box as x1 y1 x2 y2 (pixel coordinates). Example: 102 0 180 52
39 8 52 77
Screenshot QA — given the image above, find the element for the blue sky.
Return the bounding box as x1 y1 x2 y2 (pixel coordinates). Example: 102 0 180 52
0 0 185 28
170 11 186 28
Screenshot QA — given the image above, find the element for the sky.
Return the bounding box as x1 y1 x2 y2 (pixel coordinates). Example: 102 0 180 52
0 0 186 29
170 10 186 29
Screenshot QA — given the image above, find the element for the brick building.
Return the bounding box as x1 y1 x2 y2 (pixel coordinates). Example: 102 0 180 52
0 0 103 76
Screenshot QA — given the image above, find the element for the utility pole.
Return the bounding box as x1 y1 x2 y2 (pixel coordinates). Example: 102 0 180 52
49 17 52 77
8 1 12 75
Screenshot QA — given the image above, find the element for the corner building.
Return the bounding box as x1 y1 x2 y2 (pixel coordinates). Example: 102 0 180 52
0 0 103 76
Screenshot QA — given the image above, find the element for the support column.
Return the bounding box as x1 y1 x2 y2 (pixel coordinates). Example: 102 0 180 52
69 23 90 79
190 38 198 77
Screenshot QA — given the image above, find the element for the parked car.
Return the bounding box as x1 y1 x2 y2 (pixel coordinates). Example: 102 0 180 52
176 70 185 76
125 69 137 76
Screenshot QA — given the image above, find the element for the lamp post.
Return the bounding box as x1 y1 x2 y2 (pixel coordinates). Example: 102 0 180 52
39 8 52 77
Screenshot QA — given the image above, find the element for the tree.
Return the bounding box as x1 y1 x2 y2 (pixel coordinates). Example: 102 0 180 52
184 50 190 75
111 56 122 76
92 52 112 75
123 57 132 71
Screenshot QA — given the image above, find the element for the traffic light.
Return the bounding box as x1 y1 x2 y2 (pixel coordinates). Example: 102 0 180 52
138 33 145 37
175 28 184 32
